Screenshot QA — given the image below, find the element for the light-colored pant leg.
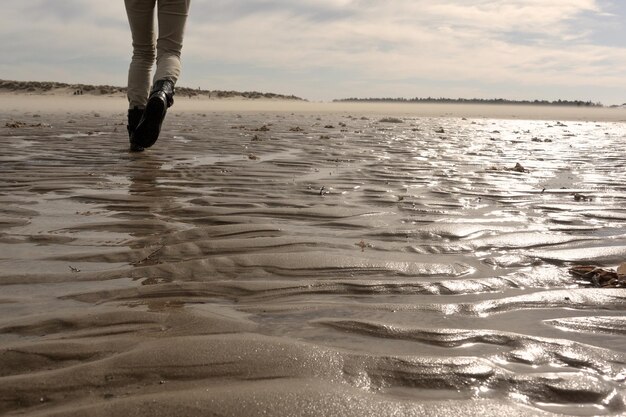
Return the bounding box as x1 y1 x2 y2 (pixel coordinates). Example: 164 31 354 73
154 0 191 84
125 0 190 109
125 0 156 109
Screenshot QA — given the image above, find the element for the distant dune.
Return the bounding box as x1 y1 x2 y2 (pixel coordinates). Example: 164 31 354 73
0 79 304 101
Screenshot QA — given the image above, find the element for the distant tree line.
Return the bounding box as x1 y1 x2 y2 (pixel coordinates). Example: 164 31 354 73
333 97 603 107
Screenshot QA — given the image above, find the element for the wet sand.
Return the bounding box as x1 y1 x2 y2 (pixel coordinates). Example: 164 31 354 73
1 95 626 416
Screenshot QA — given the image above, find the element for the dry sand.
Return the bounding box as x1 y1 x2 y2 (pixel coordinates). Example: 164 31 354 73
1 93 625 416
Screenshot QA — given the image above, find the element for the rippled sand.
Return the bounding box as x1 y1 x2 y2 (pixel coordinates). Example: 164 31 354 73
1 97 626 416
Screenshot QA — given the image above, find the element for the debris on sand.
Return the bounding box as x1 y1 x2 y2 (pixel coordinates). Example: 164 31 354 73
379 117 403 123
6 121 52 128
488 162 530 173
435 127 445 133
289 126 304 132
355 240 373 252
573 193 593 202
6 121 28 128
251 125 270 132
508 163 529 173
569 264 626 288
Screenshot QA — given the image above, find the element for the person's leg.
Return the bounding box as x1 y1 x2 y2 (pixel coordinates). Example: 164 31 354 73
131 0 190 149
125 0 157 109
154 0 191 84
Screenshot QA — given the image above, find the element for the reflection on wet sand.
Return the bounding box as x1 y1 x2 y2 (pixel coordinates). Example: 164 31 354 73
0 106 625 416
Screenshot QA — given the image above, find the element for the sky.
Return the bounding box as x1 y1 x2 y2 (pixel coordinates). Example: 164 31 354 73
1 0 625 104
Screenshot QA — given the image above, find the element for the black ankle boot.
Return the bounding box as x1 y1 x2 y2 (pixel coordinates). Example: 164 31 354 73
127 107 144 152
131 79 175 149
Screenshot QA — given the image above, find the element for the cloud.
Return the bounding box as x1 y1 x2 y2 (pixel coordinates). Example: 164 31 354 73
1 0 625 102
186 1 626 84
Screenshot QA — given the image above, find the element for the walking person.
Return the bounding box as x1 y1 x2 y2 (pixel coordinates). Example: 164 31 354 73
125 0 191 152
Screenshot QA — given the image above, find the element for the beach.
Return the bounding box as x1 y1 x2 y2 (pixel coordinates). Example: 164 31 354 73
1 93 625 416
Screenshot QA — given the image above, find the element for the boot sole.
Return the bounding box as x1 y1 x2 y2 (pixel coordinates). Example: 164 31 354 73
133 96 166 149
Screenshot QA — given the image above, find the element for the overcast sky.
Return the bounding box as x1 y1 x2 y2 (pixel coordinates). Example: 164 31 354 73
1 0 625 103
